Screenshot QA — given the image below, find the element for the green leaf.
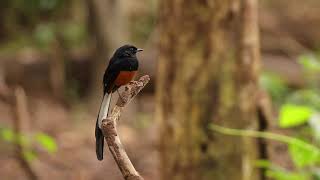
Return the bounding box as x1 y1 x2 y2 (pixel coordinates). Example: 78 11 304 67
266 170 310 180
23 150 37 162
279 104 314 128
287 90 320 111
35 133 57 154
0 128 31 146
256 159 312 180
1 129 14 142
312 170 320 180
17 134 31 147
255 159 283 170
259 72 288 103
34 23 55 47
298 54 320 73
255 159 272 168
289 142 320 168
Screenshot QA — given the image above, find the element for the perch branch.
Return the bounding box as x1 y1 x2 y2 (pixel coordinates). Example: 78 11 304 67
101 75 150 180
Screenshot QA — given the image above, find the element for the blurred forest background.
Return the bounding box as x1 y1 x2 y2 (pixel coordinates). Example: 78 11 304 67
0 0 320 180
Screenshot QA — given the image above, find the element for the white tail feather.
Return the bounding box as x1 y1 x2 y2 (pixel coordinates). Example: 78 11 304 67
98 93 112 128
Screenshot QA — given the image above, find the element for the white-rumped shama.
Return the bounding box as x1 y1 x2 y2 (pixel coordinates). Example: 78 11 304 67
95 45 143 160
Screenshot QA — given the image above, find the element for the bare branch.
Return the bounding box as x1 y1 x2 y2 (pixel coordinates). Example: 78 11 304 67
13 87 38 180
101 75 150 180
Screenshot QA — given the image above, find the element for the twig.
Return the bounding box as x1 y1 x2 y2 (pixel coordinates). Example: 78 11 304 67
13 87 38 180
210 124 320 153
101 75 150 180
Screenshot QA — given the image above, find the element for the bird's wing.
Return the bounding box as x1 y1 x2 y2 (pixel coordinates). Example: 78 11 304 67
103 60 122 94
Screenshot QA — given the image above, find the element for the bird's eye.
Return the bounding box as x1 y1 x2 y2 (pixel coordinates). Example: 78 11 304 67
130 48 134 51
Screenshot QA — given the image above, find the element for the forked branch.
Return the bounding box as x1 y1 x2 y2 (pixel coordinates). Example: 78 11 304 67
101 75 150 180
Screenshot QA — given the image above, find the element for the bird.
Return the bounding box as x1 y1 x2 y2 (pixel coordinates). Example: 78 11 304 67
95 44 143 161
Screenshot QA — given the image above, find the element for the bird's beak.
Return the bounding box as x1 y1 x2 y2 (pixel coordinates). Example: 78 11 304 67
137 48 143 52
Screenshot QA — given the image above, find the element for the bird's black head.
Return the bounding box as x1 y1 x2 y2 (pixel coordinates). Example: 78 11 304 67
113 44 143 58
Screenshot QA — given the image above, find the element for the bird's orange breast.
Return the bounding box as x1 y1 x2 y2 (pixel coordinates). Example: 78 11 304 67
114 71 137 86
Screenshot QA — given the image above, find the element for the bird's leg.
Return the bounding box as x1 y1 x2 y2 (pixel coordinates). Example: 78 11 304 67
117 89 125 103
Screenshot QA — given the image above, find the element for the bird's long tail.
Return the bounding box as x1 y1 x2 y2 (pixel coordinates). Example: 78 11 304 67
95 93 112 161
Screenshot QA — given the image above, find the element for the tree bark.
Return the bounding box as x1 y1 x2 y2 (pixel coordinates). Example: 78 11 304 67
49 36 67 100
157 0 262 179
101 75 150 180
86 0 128 105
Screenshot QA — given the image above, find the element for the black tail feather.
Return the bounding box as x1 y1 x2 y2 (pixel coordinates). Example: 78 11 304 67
95 119 104 161
95 93 112 161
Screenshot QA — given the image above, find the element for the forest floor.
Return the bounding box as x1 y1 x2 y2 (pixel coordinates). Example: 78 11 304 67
0 93 159 180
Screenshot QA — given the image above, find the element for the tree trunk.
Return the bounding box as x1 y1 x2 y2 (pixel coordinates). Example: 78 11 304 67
156 0 262 180
49 36 67 100
86 0 128 105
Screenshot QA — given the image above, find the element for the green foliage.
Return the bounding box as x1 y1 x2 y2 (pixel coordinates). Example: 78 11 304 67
256 160 309 180
129 1 157 45
23 150 37 162
131 15 155 44
266 170 310 180
210 125 320 156
1 128 14 142
289 142 320 168
9 0 63 14
210 125 320 179
34 23 56 48
35 133 57 154
0 126 57 161
287 90 320 111
298 54 320 73
298 53 320 89
312 171 320 180
257 160 312 180
1 128 30 146
258 52 320 179
259 72 289 104
279 104 314 128
1 0 85 53
60 23 87 48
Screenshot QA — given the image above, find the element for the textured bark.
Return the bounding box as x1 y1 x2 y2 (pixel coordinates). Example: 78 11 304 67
101 75 150 180
157 0 262 179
